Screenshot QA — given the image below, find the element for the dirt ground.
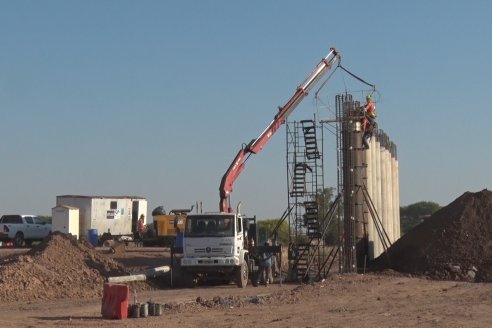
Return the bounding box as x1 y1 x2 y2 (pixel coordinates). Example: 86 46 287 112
1 247 492 328
2 190 492 327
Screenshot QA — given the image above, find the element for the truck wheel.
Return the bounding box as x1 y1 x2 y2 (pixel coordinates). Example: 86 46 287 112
235 261 249 288
13 232 24 247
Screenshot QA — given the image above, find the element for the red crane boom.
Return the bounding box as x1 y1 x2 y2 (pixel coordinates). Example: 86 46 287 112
219 48 340 212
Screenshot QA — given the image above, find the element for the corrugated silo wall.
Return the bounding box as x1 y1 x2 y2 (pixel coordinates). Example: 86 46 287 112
363 130 400 260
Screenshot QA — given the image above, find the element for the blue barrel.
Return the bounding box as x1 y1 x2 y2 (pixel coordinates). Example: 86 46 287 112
176 232 184 248
88 229 99 246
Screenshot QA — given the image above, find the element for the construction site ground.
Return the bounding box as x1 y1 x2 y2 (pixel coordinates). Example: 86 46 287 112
1 246 491 328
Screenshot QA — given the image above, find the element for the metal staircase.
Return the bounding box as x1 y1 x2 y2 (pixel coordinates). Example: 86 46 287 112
285 117 330 282
301 120 320 160
304 201 320 238
290 163 311 197
294 243 310 281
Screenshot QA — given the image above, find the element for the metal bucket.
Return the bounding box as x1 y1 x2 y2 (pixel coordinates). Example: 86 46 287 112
155 303 163 316
129 304 140 318
148 302 155 316
148 303 163 316
140 302 148 318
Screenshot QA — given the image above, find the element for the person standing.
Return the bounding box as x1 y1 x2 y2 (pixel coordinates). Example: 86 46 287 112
137 214 146 239
360 95 377 149
257 241 273 286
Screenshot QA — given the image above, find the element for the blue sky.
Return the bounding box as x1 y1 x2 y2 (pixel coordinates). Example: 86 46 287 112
1 1 491 219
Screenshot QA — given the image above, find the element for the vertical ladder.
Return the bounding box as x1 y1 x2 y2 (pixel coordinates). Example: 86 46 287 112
301 120 320 160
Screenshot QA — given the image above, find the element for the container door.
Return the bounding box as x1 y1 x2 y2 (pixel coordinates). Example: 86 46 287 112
132 201 139 233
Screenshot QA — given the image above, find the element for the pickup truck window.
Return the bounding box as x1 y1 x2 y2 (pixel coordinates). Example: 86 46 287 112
1 215 23 224
25 217 34 224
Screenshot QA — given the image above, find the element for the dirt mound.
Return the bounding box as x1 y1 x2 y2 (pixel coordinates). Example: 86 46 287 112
0 232 128 301
372 189 492 282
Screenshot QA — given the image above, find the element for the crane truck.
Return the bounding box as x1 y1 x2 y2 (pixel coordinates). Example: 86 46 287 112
176 48 340 288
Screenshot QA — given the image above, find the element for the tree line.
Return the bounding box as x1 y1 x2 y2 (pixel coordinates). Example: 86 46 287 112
257 187 441 245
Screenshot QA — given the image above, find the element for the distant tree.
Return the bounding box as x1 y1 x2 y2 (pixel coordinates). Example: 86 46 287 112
314 187 339 245
400 201 441 235
257 219 289 246
38 216 52 224
316 187 336 218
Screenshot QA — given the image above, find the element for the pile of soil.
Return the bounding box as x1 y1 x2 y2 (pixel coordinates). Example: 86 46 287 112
372 189 492 282
0 232 128 301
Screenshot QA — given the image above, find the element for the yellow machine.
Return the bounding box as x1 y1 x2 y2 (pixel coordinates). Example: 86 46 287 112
152 208 191 246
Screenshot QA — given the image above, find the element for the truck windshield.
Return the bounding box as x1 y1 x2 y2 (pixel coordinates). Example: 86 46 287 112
184 215 235 237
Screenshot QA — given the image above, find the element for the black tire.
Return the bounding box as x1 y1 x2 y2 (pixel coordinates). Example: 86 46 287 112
13 232 24 247
235 261 249 288
183 270 195 288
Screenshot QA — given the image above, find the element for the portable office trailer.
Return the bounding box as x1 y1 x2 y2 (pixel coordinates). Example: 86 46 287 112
51 205 80 239
56 195 147 238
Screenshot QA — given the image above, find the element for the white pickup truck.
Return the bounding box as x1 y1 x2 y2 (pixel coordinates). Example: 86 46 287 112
0 215 52 247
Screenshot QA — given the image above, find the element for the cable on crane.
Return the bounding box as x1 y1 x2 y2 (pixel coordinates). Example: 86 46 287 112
337 63 376 92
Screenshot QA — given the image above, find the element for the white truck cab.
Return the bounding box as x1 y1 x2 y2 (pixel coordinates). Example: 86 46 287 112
179 212 253 287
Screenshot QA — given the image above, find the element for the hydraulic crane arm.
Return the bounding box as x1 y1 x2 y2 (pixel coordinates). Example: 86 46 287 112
219 48 340 213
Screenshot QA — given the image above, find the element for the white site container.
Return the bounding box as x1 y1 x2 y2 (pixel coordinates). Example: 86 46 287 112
51 205 80 239
55 195 147 238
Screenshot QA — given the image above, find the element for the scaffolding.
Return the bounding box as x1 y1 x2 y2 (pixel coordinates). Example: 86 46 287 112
281 93 399 281
285 116 339 281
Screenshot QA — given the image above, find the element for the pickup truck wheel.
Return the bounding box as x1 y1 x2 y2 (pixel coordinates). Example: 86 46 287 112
13 232 25 247
235 261 249 288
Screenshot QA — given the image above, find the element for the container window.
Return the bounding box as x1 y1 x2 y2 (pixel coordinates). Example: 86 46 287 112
110 201 117 210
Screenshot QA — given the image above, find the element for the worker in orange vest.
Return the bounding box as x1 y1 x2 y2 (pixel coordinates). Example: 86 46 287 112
137 214 146 239
360 95 377 149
